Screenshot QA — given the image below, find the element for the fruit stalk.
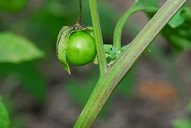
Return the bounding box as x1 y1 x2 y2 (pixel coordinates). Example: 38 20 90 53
76 0 82 25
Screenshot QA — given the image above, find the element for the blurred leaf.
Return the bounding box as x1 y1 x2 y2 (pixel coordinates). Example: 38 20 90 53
169 9 185 28
66 71 110 117
0 97 10 128
0 62 46 102
173 119 191 128
0 32 44 63
134 0 159 12
182 8 191 22
66 74 98 106
0 0 28 13
139 2 191 54
188 100 191 113
9 119 23 128
168 33 191 51
79 1 117 38
115 69 135 97
162 23 191 53
18 63 47 102
66 68 135 117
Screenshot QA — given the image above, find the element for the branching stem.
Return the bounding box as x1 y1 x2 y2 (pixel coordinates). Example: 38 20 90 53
74 0 187 127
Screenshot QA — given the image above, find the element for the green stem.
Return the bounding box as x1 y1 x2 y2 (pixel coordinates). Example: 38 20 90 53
113 4 137 50
74 0 187 127
89 0 107 77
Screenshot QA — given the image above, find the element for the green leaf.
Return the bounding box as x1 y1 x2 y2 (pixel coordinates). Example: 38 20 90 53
0 97 10 128
159 7 191 53
103 44 121 63
0 62 46 102
169 9 185 28
66 71 110 117
173 119 191 128
162 25 191 53
115 69 135 97
18 63 46 102
66 76 97 107
134 0 159 12
0 0 28 13
182 8 191 22
0 32 44 63
188 100 191 113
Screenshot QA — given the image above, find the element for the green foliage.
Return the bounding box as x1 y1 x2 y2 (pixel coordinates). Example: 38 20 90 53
173 119 191 128
0 0 28 13
0 32 44 63
9 120 23 128
103 44 130 64
168 10 185 28
66 69 135 117
0 0 190 127
0 97 10 128
142 1 191 53
0 62 46 102
188 100 191 113
138 3 191 53
134 0 159 12
67 70 135 106
172 100 191 128
115 69 135 97
117 0 191 54
66 73 98 107
162 7 191 53
74 0 188 127
27 0 116 52
0 32 46 102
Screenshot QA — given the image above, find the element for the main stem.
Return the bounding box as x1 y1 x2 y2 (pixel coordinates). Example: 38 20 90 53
74 0 187 127
89 0 107 77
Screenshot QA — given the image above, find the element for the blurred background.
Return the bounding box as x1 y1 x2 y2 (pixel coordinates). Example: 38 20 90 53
0 0 191 128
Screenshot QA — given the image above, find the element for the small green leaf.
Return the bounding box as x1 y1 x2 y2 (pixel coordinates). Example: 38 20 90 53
0 32 44 63
103 44 121 62
103 44 113 54
0 97 10 128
